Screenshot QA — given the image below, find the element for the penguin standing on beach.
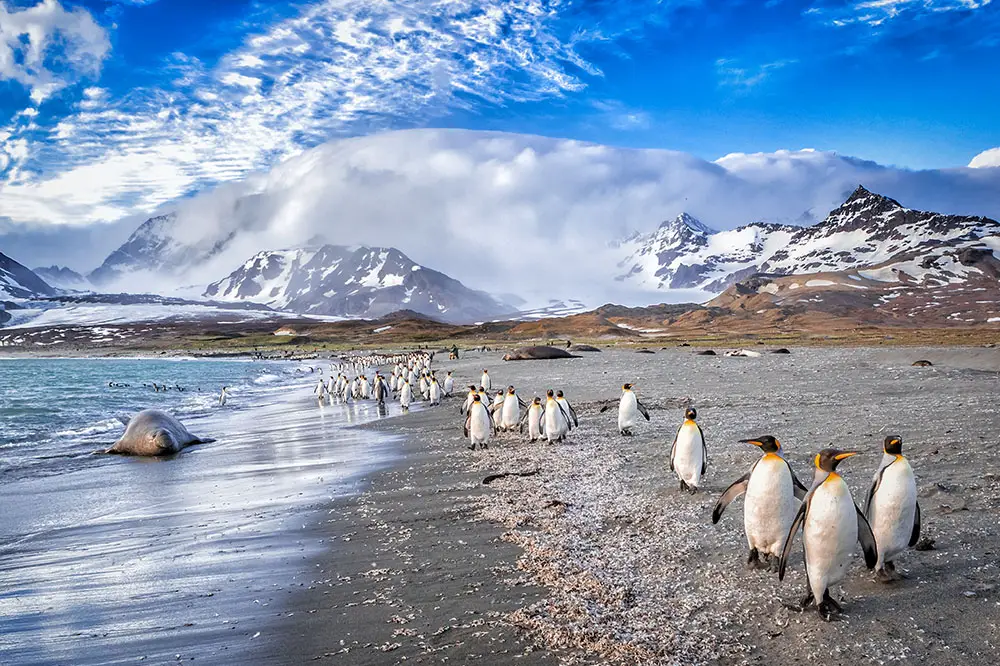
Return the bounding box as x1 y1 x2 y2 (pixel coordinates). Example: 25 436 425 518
400 380 412 411
481 369 492 392
778 449 877 621
461 385 478 414
543 389 571 443
443 371 454 397
500 386 526 431
712 436 809 569
616 384 649 436
519 397 545 442
465 394 494 450
670 407 708 493
219 386 229 407
373 373 391 406
555 391 578 428
865 436 920 582
429 376 442 406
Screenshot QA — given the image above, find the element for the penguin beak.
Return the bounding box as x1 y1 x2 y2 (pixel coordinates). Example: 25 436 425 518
740 439 763 447
834 451 860 460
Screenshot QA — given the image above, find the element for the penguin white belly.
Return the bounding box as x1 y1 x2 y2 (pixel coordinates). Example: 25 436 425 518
618 393 637 431
482 374 491 391
544 403 567 441
430 382 441 405
528 406 543 440
444 378 454 395
803 480 857 601
469 405 491 445
744 456 797 556
871 460 916 567
673 424 704 487
501 396 519 429
400 384 411 408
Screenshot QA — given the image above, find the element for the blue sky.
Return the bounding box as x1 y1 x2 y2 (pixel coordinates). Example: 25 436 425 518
0 0 998 241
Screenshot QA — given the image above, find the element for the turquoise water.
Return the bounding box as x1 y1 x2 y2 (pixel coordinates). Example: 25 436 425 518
0 357 314 480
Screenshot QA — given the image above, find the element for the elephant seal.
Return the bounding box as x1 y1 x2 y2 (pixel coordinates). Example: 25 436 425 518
912 360 934 367
771 348 792 354
105 409 215 456
502 346 580 361
695 350 717 356
569 344 602 353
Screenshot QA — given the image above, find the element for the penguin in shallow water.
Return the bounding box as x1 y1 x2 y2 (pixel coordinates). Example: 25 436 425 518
779 448 877 621
670 407 708 493
519 397 544 442
617 384 649 436
865 435 920 582
464 393 494 450
712 436 809 569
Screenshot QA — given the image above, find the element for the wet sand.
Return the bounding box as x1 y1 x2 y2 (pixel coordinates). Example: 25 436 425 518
271 346 1000 665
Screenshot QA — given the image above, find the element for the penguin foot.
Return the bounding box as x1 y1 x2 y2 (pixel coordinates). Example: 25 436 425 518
687 485 699 495
817 592 843 621
783 592 815 613
679 480 688 492
746 549 764 570
768 555 781 573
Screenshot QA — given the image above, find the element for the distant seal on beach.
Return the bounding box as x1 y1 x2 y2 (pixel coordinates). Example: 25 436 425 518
569 345 601 353
912 360 934 367
695 350 717 356
636 349 656 355
502 346 579 361
105 410 215 456
771 348 792 354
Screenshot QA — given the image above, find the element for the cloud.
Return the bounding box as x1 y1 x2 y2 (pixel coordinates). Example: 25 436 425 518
716 58 794 90
84 129 1000 306
591 100 652 131
815 0 993 28
0 0 110 103
0 0 683 231
969 147 1000 168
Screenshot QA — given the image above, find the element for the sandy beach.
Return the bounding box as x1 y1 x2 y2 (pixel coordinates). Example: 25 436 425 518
265 346 999 665
4 346 998 665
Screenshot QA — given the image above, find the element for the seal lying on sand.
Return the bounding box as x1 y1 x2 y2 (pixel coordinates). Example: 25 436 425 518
503 346 580 361
105 409 215 456
569 345 602 353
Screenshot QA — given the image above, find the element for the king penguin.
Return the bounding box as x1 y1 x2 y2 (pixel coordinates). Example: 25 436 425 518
778 448 877 620
500 386 525 431
465 393 494 450
443 371 454 397
519 396 545 442
670 407 708 493
712 435 809 569
543 389 571 443
617 384 649 436
864 435 920 582
481 369 492 392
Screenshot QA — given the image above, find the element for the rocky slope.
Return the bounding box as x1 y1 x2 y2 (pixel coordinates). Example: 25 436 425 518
617 186 1000 296
32 266 90 291
203 245 515 324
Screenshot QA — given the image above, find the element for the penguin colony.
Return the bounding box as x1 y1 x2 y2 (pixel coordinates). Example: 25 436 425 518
314 351 920 623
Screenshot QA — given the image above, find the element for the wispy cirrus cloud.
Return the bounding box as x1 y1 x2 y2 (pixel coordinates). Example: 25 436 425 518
0 0 682 230
0 0 110 103
812 0 992 28
716 58 795 90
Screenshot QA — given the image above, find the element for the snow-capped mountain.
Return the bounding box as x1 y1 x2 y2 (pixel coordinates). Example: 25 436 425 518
618 186 1000 293
1 253 56 301
32 266 90 292
87 214 181 286
615 213 795 292
203 245 515 324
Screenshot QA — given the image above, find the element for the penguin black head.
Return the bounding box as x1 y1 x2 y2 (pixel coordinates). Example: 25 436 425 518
685 406 697 420
478 386 486 392
740 435 781 453
556 390 565 398
472 394 482 402
532 396 542 404
622 383 632 391
884 436 903 455
814 448 859 473
508 386 516 394
546 389 555 398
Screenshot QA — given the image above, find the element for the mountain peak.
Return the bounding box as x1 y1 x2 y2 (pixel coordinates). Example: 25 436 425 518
841 185 902 210
658 213 714 235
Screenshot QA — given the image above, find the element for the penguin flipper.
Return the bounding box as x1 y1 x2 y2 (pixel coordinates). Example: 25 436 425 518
909 501 921 547
779 497 810 581
712 472 750 524
518 396 528 409
464 415 471 438
567 402 579 427
788 463 809 500
636 400 650 421
855 504 878 569
557 403 573 431
669 426 681 472
697 424 708 473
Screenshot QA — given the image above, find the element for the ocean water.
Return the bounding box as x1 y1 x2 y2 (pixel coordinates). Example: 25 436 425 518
0 357 413 665
0 357 317 481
